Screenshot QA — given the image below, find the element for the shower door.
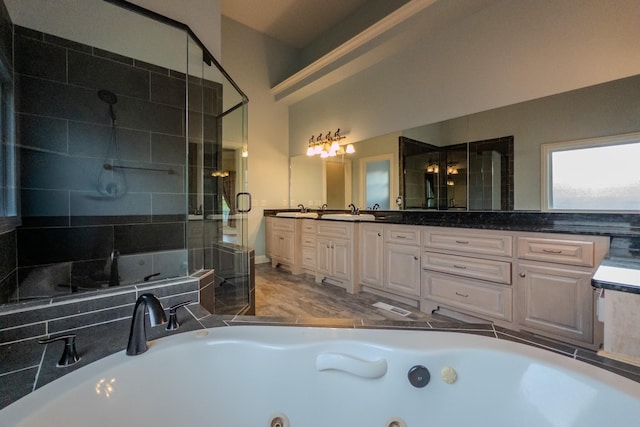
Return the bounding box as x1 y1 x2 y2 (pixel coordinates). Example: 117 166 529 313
186 35 252 315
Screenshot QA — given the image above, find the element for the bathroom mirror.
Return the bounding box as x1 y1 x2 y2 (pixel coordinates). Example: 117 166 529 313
289 73 640 211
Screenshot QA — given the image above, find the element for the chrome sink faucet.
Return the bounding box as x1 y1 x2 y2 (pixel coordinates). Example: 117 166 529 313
297 203 307 213
126 294 167 356
348 203 360 215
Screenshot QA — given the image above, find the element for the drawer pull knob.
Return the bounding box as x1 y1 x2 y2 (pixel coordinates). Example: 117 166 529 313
453 264 467 269
455 292 469 298
519 273 526 278
413 256 418 260
397 235 407 239
455 240 469 244
378 233 382 237
542 249 563 254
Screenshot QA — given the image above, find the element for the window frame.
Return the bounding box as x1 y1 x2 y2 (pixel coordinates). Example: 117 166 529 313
541 131 640 212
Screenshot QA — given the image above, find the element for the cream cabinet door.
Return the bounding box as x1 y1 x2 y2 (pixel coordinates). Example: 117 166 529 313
331 239 352 282
316 237 332 276
385 243 421 297
359 223 384 288
516 262 593 343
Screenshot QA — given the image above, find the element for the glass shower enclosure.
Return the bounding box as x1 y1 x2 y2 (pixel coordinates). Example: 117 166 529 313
7 0 251 314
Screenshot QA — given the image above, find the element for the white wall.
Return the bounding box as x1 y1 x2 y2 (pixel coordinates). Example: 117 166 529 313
5 0 219 73
129 0 221 60
221 17 298 262
288 0 640 155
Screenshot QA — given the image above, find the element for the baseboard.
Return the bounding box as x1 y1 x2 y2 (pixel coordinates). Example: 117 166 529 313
255 255 270 264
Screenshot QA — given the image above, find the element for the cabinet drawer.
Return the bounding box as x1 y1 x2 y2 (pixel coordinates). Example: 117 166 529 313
517 237 594 267
301 234 316 248
422 272 512 321
423 252 511 284
302 219 317 233
302 247 316 269
271 218 295 231
423 228 512 257
386 225 420 245
317 222 353 239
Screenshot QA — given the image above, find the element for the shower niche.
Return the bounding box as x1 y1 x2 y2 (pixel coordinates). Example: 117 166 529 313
400 136 513 211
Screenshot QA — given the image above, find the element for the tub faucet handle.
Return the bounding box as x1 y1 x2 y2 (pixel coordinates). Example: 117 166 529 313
39 334 81 367
166 300 193 331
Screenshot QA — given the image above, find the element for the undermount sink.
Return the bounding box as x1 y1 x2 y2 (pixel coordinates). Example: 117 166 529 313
320 213 376 221
275 212 319 218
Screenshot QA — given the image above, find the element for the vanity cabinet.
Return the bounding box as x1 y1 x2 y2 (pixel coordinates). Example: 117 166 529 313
515 234 609 347
265 217 303 274
316 222 360 293
421 227 514 324
358 224 421 303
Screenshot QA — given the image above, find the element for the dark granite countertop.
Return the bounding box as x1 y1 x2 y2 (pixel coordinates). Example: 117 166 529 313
264 209 640 237
3 306 640 411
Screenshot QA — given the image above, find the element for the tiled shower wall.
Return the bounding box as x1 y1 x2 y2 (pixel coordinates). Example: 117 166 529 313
0 25 223 304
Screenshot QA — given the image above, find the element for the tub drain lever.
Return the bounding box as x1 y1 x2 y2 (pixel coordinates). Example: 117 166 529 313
38 334 81 367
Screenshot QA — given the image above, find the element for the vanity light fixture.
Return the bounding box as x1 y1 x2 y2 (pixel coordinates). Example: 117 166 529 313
426 161 439 173
306 129 354 157
447 161 459 175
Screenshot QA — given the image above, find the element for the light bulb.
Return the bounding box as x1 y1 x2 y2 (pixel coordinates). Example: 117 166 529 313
330 141 339 152
320 151 329 158
345 144 355 154
306 146 315 156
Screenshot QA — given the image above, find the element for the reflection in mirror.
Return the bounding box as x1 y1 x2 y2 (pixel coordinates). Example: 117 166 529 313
400 136 512 211
468 137 514 211
362 155 392 209
444 144 468 210
290 132 400 210
326 159 352 209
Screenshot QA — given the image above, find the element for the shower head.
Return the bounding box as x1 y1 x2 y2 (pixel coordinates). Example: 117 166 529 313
98 89 117 123
98 89 117 105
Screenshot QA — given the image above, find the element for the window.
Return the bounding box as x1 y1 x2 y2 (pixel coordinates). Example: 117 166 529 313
542 132 640 211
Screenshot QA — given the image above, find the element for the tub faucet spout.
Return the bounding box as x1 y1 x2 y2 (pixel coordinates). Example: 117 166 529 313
126 294 167 356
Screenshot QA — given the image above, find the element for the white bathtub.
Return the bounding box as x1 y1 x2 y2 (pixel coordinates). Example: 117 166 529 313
2 326 639 426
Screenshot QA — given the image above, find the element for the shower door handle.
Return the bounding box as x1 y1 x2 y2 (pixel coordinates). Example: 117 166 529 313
316 353 388 379
236 192 252 213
